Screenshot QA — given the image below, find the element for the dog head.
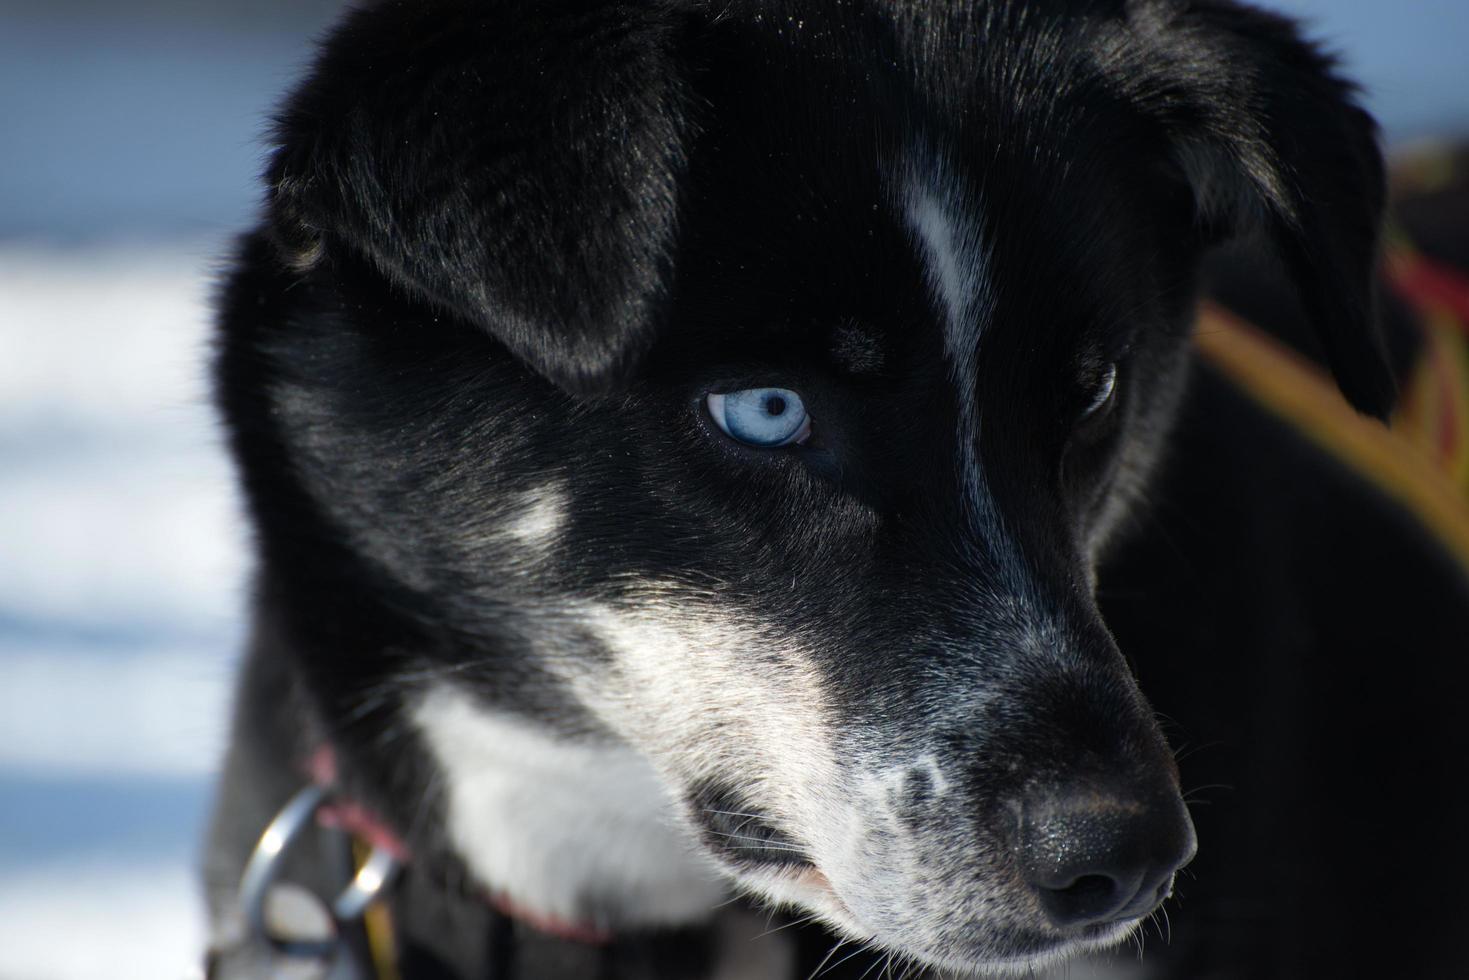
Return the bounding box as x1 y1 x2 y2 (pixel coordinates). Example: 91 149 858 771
227 0 1388 972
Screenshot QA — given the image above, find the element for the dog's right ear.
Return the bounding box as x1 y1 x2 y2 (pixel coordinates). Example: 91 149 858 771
265 1 693 397
1120 0 1395 418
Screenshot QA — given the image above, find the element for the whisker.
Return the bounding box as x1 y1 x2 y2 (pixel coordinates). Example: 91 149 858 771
702 808 771 821
717 843 809 853
856 947 888 980
805 938 849 980
705 835 805 848
1171 738 1227 764
755 910 822 940
855 950 883 980
1181 782 1235 805
820 941 875 978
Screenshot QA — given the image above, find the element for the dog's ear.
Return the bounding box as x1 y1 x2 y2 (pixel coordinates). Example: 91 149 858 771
1122 0 1393 417
265 1 692 397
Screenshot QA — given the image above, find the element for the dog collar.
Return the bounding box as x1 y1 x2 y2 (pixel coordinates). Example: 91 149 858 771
236 746 611 980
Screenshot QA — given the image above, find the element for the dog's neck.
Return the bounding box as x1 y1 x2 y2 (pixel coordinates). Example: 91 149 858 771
412 683 728 932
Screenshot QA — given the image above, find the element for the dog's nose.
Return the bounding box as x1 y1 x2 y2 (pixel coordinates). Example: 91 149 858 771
1016 780 1196 930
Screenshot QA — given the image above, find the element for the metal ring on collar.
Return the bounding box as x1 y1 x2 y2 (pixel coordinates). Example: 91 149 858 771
239 784 402 960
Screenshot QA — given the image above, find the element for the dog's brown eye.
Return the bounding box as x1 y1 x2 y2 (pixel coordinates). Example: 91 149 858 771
1080 363 1118 421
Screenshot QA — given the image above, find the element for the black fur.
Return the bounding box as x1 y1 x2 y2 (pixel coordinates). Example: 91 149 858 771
267 0 694 395
206 1 1468 977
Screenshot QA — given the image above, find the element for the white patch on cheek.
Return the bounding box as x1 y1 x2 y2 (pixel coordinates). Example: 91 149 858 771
567 602 866 923
412 683 726 929
503 484 567 550
573 603 840 812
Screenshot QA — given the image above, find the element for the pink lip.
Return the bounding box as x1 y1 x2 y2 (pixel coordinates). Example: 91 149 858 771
794 866 832 892
789 865 863 923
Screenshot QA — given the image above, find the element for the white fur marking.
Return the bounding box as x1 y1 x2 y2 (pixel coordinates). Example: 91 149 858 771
907 185 989 338
904 157 1015 561
566 601 863 929
917 752 951 798
504 484 566 550
906 165 993 498
413 683 726 929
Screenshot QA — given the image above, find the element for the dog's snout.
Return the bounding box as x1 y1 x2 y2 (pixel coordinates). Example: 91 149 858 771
1017 780 1196 931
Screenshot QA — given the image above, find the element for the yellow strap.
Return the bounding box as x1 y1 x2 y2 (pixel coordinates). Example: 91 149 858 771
351 838 401 980
1397 307 1469 489
1194 302 1469 577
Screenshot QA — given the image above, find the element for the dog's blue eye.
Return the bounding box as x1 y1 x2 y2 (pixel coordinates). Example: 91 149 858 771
706 388 811 447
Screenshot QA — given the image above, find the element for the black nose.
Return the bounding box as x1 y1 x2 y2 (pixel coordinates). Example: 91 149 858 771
1017 780 1196 930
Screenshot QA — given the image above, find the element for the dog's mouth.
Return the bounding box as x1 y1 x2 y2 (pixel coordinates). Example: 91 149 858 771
921 917 1145 977
688 783 818 873
698 814 1155 980
684 782 1160 976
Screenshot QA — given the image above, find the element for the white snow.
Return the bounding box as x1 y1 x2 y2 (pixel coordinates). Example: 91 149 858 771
0 644 232 777
0 244 248 634
0 242 245 980
0 858 208 980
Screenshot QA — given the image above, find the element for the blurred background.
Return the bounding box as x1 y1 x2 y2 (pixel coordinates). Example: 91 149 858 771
0 1 1464 978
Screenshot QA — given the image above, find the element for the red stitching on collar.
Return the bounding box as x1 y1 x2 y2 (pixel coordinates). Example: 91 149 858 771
488 893 614 945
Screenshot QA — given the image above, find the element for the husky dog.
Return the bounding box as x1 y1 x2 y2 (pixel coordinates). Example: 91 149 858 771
205 1 1469 977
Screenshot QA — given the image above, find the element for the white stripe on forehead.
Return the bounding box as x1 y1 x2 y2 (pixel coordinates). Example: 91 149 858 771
905 177 993 343
902 155 1003 539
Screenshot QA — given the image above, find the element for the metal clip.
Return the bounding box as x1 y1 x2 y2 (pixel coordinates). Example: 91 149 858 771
239 784 402 961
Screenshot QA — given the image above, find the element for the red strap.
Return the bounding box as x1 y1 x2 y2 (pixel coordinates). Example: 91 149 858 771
1387 250 1469 329
488 893 613 945
307 745 414 862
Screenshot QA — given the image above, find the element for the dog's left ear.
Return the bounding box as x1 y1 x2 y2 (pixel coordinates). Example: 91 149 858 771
1123 0 1394 418
265 1 694 397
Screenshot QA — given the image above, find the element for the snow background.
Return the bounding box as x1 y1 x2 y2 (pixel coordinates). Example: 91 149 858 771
0 2 1464 977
